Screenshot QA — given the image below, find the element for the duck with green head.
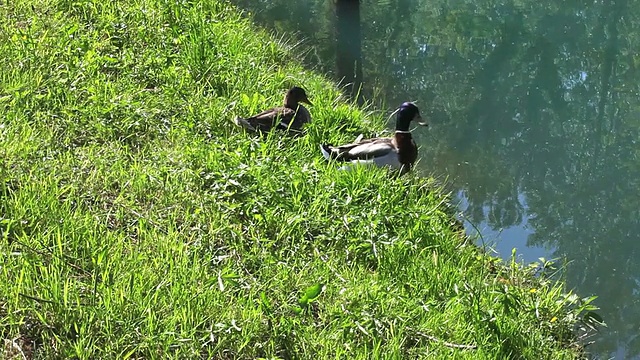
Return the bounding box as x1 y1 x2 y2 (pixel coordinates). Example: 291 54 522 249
320 102 427 174
234 87 313 134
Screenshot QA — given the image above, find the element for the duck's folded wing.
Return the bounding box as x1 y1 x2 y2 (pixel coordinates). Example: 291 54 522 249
336 139 395 160
244 107 296 131
248 107 291 120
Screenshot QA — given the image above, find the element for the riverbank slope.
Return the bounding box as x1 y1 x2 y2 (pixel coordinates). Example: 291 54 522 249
1 0 596 358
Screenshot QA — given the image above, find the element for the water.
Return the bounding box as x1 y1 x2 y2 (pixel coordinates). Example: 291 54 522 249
231 0 640 358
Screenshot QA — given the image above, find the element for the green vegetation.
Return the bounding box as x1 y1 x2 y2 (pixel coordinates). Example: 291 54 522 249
1 0 598 358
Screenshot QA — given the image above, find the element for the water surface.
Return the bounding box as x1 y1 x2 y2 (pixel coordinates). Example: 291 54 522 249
232 0 640 358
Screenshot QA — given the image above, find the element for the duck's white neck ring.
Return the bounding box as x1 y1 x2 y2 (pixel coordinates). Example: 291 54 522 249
395 130 412 134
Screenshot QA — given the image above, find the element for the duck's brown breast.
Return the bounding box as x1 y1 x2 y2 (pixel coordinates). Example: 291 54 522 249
393 133 418 167
287 105 311 129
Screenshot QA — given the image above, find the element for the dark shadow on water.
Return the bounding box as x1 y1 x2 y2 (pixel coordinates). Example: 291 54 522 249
336 0 364 103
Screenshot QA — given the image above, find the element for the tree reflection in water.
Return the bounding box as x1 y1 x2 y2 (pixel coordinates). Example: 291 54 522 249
232 0 640 357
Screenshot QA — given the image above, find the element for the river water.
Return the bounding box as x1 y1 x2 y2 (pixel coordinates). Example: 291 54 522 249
232 0 640 358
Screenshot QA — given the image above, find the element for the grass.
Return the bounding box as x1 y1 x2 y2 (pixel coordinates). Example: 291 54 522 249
1 0 598 358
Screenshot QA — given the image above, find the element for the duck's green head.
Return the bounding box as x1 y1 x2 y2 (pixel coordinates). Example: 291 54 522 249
395 102 427 131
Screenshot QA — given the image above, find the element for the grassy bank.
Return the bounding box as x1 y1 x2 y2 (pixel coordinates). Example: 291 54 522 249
1 0 597 358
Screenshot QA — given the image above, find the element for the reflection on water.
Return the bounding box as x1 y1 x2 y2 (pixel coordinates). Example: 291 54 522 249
457 191 552 265
232 0 640 358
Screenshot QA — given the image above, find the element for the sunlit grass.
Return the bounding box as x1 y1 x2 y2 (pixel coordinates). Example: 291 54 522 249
0 0 598 358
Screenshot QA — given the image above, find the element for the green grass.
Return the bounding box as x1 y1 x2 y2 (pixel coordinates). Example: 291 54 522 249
1 0 598 358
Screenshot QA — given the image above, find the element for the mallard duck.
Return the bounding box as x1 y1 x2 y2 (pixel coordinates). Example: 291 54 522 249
320 102 427 174
234 87 312 134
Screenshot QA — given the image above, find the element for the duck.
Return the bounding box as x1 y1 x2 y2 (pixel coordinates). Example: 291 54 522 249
320 102 427 174
234 87 312 134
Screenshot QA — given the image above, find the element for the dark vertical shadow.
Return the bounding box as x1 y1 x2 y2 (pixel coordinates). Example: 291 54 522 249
336 0 363 103
536 38 567 115
594 0 624 160
526 36 567 139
